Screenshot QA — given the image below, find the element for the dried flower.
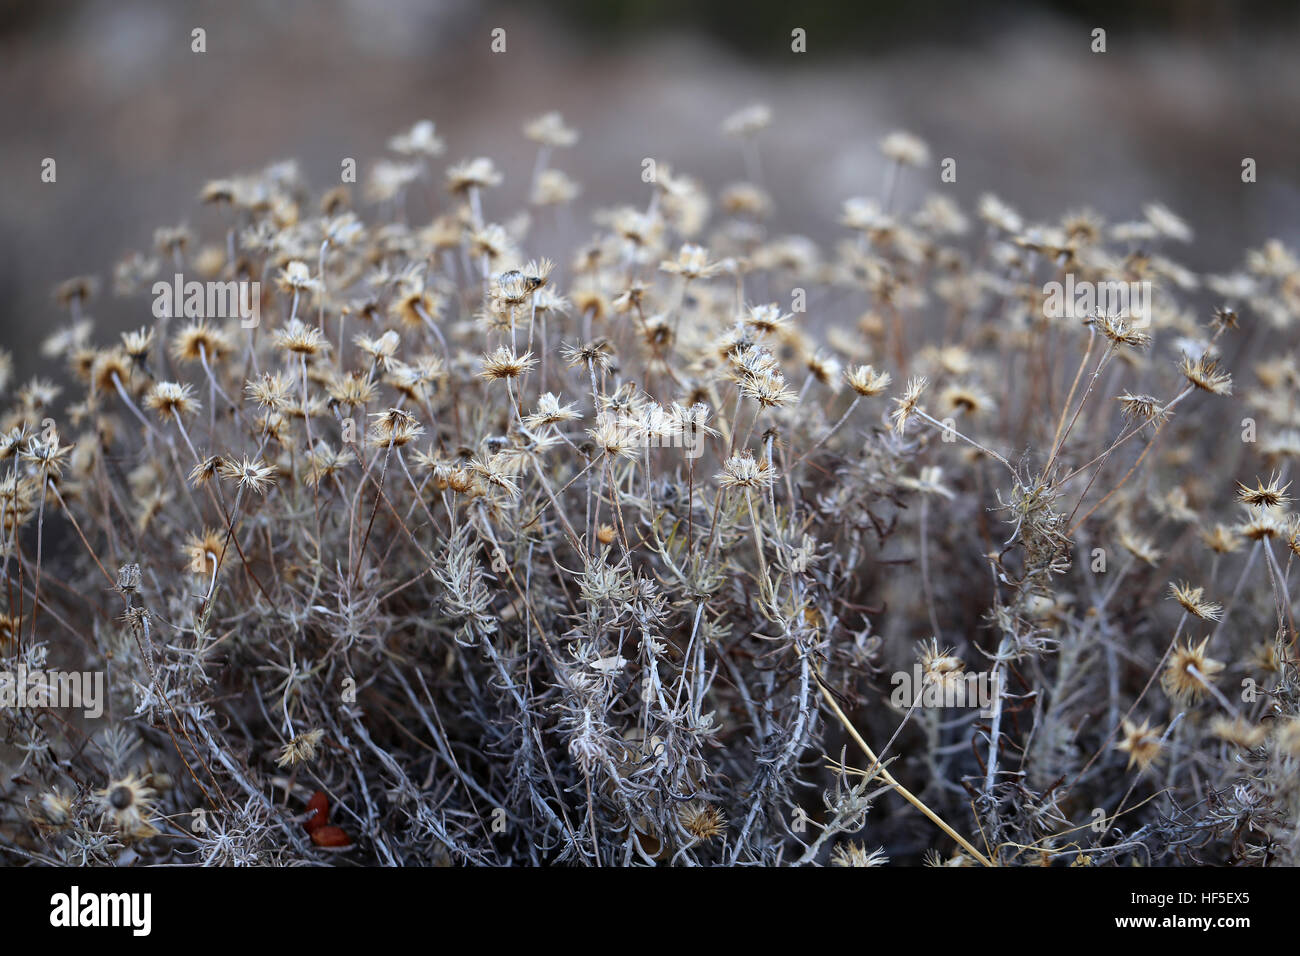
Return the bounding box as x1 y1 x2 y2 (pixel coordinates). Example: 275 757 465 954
1236 474 1291 509
145 381 201 419
277 729 326 767
219 455 277 494
890 376 928 434
1161 637 1225 705
717 451 775 490
1167 582 1224 622
1180 352 1233 395
678 801 727 841
1115 718 1164 771
480 346 537 382
830 843 889 867
97 772 157 838
845 364 892 397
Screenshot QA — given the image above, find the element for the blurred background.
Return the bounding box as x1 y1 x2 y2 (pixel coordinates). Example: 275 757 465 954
2 0 1299 358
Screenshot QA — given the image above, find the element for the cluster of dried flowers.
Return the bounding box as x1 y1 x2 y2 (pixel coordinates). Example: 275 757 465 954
2 106 1299 866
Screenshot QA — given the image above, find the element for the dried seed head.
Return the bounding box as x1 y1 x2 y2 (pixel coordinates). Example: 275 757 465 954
890 376 928 434
1115 718 1164 771
830 843 889 867
677 801 727 842
524 111 578 149
1200 523 1242 555
1179 352 1232 395
845 364 892 397
1235 474 1291 509
245 371 294 411
918 638 965 692
524 392 580 429
368 407 424 448
97 772 157 838
218 455 278 494
121 326 155 363
446 157 502 195
717 451 774 490
1161 637 1224 705
587 415 638 461
276 260 323 294
1236 505 1287 541
277 728 326 768
172 321 234 364
89 349 135 396
327 371 378 408
304 442 355 487
1092 311 1151 351
1275 718 1300 760
183 528 226 576
880 130 930 167
35 790 74 828
739 369 797 408
743 303 791 337
1210 305 1239 332
388 119 444 157
659 243 722 279
721 103 771 138
1167 582 1224 622
479 346 537 382
273 318 330 358
1209 716 1268 750
1117 392 1167 427
939 383 993 416
144 381 201 419
20 430 73 478
532 168 581 206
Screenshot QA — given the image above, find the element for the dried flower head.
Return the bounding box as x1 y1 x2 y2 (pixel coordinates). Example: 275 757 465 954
1210 716 1268 750
480 346 537 382
97 772 157 838
918 638 965 693
447 157 503 195
721 103 771 138
524 111 578 149
273 318 330 358
145 382 201 419
218 455 278 494
890 376 928 434
1180 352 1233 395
830 843 889 867
880 130 930 167
388 119 445 157
845 364 892 397
1167 582 1224 622
277 728 326 768
369 408 425 448
1115 718 1164 771
717 451 774 491
1161 637 1225 705
172 321 235 364
1236 474 1291 509
678 801 727 842
1092 311 1151 351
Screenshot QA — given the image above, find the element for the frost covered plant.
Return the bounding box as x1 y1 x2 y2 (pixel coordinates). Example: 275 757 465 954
2 110 1299 868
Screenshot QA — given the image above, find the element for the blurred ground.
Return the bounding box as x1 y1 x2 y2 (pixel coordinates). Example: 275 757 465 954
1 0 1299 359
